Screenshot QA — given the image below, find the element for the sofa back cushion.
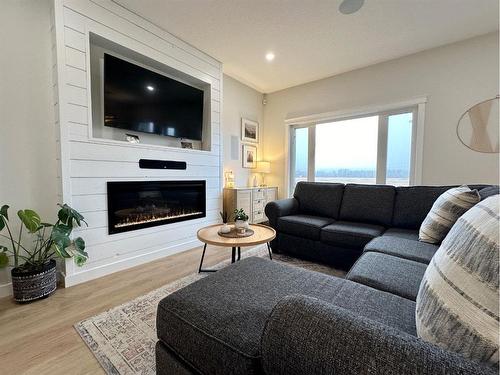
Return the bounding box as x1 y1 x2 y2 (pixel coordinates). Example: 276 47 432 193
416 196 499 368
479 186 500 200
392 186 453 229
339 184 395 226
293 182 344 219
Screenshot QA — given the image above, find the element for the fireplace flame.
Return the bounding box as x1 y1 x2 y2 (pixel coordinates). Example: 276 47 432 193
114 208 203 229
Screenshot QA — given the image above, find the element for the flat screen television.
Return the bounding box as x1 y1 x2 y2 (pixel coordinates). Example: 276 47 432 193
103 53 204 141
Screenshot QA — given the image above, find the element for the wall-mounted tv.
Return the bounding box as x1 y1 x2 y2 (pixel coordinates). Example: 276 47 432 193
103 53 204 141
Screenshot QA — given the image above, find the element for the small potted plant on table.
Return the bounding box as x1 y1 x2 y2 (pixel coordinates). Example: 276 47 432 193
233 208 249 230
0 204 88 303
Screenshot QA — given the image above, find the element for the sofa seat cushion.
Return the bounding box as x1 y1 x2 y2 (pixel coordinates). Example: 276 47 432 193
321 221 385 249
277 214 334 240
365 236 438 264
346 252 428 301
330 279 417 335
157 257 346 375
383 227 419 241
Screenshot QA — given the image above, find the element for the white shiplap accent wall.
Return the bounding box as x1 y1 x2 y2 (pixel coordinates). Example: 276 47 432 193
51 0 223 286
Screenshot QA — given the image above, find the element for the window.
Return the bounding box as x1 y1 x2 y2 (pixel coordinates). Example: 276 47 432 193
291 127 309 187
289 104 421 194
315 116 378 185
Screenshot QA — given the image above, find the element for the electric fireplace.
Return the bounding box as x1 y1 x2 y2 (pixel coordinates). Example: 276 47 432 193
107 180 206 234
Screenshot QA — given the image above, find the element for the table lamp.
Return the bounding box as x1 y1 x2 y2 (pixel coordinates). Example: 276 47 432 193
255 161 271 187
225 170 235 188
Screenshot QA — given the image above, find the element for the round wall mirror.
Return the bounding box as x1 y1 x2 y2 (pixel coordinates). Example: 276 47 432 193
457 96 499 153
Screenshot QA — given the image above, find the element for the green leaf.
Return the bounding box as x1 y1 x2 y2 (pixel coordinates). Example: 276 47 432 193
51 225 71 254
50 243 70 258
73 237 87 254
53 223 72 236
0 205 9 220
74 253 87 267
58 204 86 228
0 250 9 268
0 205 9 231
17 209 42 233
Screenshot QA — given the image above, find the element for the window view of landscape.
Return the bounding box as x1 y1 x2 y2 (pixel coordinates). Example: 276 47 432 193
386 112 412 186
293 127 308 188
314 116 378 185
292 112 413 189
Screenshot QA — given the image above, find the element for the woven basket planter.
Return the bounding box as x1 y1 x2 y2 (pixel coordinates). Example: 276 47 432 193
11 260 57 303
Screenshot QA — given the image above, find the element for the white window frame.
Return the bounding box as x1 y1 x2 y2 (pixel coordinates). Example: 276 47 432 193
285 98 426 197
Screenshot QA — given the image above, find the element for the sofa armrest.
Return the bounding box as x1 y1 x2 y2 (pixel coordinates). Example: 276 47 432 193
262 295 495 375
265 198 299 227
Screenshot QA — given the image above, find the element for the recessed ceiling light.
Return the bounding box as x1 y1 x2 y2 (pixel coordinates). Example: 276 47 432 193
265 52 275 62
146 85 155 91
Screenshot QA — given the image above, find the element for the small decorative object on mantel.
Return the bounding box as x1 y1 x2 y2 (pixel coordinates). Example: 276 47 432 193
255 161 271 186
233 208 249 230
0 204 88 303
241 118 259 143
457 95 499 153
242 144 257 168
125 133 140 144
219 211 231 234
181 140 193 149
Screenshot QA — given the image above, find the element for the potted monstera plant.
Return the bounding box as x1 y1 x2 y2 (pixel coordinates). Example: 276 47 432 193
0 204 88 302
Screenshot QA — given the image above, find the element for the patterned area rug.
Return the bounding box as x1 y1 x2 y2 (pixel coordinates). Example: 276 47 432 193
75 246 346 374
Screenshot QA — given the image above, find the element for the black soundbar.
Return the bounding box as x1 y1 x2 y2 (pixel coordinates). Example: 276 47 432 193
139 159 187 170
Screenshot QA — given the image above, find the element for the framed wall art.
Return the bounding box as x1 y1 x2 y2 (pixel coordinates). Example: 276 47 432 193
242 144 257 168
241 118 259 143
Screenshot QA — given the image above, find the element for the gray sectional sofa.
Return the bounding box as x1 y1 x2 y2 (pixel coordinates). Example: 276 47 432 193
266 182 489 269
155 182 497 375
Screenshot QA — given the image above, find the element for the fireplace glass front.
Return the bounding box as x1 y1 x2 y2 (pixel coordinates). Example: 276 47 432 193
107 180 206 234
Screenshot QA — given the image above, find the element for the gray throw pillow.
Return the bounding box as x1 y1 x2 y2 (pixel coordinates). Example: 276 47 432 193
416 196 499 367
419 185 480 244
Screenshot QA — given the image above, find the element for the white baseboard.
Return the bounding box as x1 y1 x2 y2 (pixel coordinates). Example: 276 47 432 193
63 239 201 287
0 282 12 298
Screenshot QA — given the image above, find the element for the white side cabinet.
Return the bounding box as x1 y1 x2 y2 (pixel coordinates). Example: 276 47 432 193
223 187 278 224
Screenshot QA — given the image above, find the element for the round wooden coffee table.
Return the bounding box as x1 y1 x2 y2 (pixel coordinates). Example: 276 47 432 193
196 223 276 273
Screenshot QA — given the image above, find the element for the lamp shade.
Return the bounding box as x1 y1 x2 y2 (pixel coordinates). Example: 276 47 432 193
256 161 271 174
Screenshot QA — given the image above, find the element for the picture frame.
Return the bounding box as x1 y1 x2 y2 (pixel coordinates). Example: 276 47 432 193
242 144 257 169
241 118 259 143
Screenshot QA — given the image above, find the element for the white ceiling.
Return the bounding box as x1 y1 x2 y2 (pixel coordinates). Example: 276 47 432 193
115 0 499 93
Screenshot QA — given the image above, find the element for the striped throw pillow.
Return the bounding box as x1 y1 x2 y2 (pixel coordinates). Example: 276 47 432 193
416 196 499 367
419 185 480 244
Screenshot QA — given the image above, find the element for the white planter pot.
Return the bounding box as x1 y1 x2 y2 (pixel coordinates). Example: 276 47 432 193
235 220 249 229
220 223 231 233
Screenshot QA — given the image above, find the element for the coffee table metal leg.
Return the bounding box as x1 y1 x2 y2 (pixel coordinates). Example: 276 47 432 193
237 247 241 261
198 243 216 273
267 242 273 260
231 247 236 263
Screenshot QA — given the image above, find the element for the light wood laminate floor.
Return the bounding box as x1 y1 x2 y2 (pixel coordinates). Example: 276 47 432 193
0 245 246 375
